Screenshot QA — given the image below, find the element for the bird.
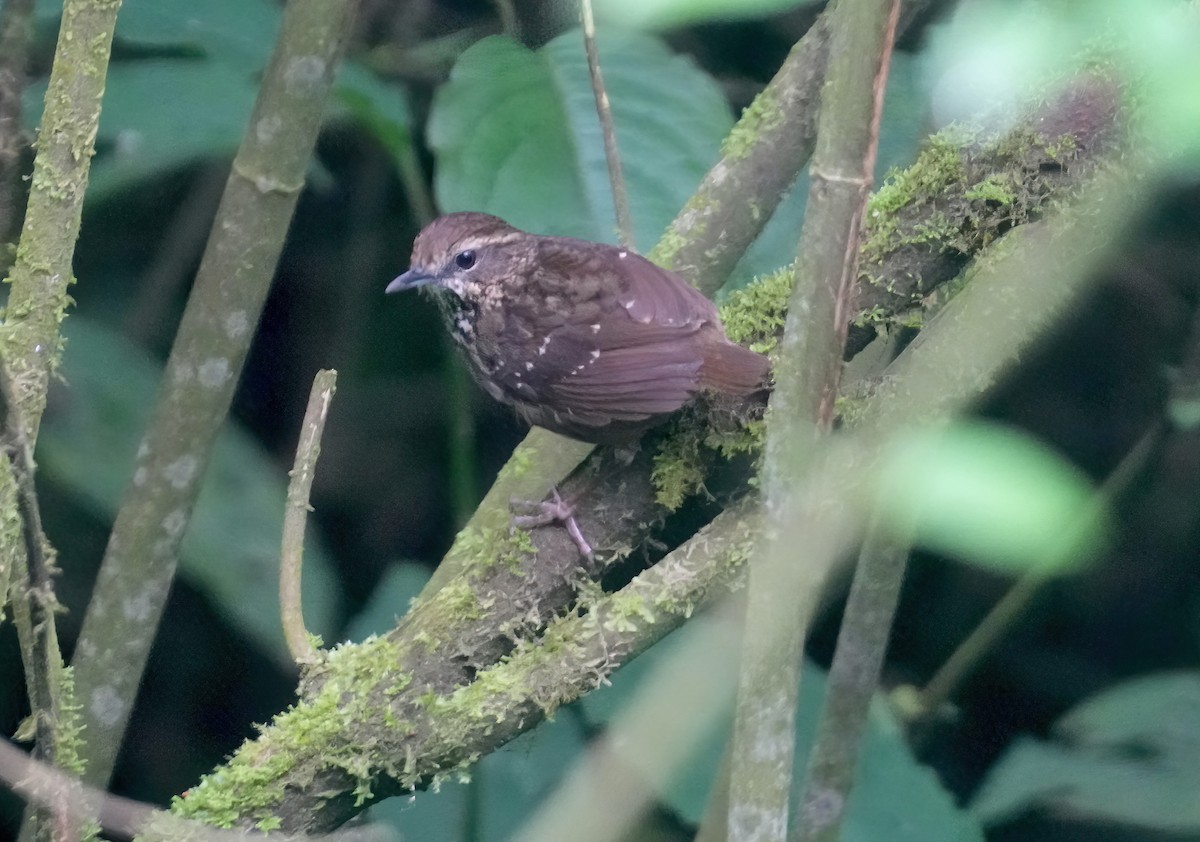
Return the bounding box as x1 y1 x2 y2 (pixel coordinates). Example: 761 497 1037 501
386 212 770 445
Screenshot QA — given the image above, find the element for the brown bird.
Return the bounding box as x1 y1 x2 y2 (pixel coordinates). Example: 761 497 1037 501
386 212 769 445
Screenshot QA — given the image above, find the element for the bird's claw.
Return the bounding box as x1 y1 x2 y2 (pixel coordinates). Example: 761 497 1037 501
510 488 594 560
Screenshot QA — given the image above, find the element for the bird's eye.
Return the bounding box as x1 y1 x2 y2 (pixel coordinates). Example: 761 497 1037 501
454 250 477 270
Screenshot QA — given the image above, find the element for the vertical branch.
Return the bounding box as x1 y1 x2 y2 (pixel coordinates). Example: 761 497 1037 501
1 364 72 841
726 1 900 840
281 369 338 665
0 0 122 836
580 0 634 248
70 0 360 790
0 0 124 439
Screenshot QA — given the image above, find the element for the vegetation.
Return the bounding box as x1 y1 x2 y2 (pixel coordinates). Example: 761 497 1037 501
1 0 1198 840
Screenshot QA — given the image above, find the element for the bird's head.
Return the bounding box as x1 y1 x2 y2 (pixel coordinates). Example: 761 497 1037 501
386 212 528 303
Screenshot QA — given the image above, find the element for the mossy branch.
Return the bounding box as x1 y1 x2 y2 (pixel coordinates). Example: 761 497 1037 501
0 0 122 440
0 1 121 836
173 57 1134 835
176 498 762 834
69 0 360 792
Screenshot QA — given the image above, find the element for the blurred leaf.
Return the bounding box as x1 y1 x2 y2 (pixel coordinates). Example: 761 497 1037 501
429 30 733 252
36 0 278 64
38 318 341 665
342 562 431 642
335 65 416 162
579 612 982 840
26 0 409 201
874 423 1106 575
594 0 818 30
972 671 1200 833
921 0 1200 173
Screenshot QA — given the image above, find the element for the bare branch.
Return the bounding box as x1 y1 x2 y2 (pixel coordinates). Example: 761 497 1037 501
281 370 338 665
580 0 634 248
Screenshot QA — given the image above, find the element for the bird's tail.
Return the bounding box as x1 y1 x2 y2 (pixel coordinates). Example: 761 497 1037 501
700 341 771 395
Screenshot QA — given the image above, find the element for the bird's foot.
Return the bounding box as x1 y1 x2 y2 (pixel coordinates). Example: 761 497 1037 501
511 487 594 560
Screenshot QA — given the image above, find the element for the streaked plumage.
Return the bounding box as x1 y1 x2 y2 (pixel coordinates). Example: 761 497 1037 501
387 212 769 444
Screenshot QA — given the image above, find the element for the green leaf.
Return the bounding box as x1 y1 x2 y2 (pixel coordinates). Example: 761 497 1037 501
38 318 341 665
972 671 1200 833
594 0 819 30
873 422 1107 575
36 0 279 65
579 612 983 840
429 30 733 252
27 0 409 201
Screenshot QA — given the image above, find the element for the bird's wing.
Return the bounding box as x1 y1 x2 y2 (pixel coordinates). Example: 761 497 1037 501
528 240 720 422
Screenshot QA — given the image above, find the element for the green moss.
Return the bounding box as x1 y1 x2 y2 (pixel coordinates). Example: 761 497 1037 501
964 173 1017 205
649 213 699 271
718 265 793 355
256 816 282 833
643 270 785 510
173 634 414 827
54 666 87 778
453 523 538 576
721 85 784 162
433 578 487 622
862 125 977 263
651 423 707 510
706 418 766 461
501 526 538 571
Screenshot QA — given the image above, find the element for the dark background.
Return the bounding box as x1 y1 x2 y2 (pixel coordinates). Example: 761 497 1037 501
2 0 1198 839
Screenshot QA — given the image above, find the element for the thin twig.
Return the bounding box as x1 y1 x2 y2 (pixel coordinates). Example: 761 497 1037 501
727 2 900 840
580 0 634 248
911 425 1160 721
281 370 338 665
70 0 360 791
0 350 71 842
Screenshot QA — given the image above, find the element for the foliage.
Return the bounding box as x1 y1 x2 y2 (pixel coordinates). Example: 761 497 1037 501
972 672 1200 834
3 0 1199 839
428 30 733 251
25 0 410 202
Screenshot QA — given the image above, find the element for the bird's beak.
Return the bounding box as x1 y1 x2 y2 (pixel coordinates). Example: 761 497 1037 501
385 269 436 293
